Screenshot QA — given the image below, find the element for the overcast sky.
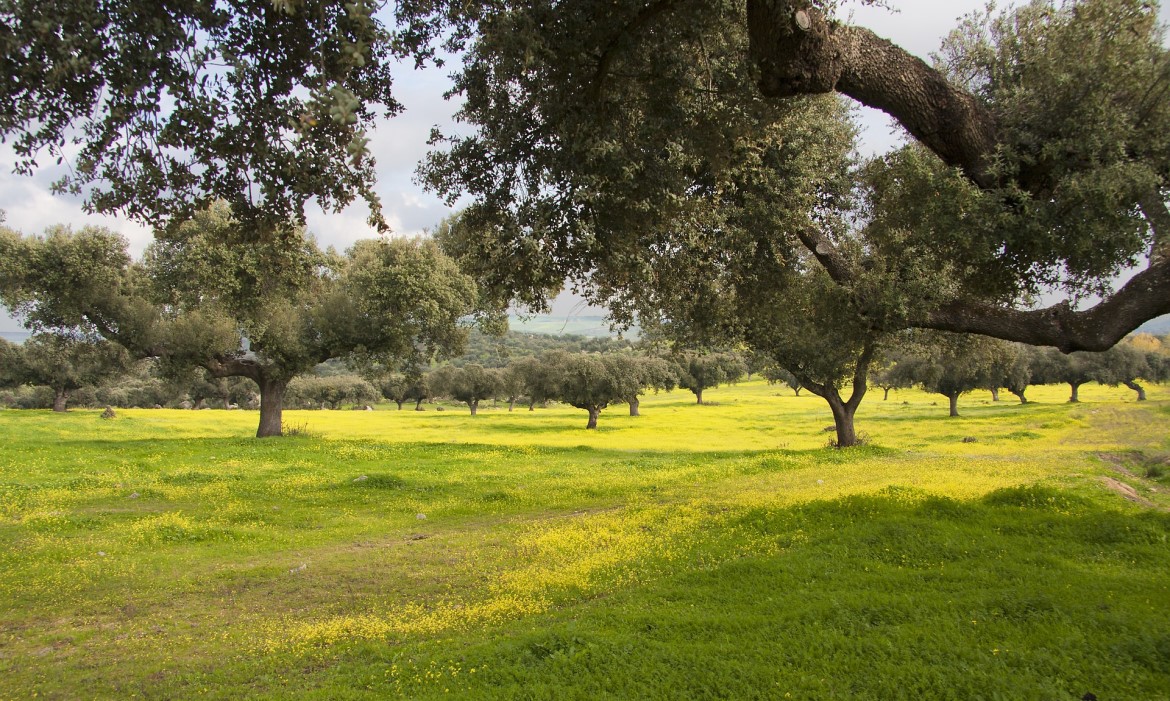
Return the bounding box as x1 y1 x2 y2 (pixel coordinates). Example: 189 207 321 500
3 1 1168 330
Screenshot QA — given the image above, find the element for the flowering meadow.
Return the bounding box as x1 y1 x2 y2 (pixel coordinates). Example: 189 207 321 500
1 381 1168 699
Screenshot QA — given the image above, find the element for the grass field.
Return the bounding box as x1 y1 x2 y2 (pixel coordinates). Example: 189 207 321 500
1 381 1168 700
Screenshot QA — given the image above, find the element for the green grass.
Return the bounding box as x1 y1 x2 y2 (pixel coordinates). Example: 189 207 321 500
0 381 1168 699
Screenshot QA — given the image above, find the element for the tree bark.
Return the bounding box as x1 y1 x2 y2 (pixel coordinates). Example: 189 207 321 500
508 397 516 411
882 387 890 401
395 400 404 410
256 377 287 438
1069 383 1082 403
470 399 478 416
415 398 425 411
586 406 600 429
629 396 640 416
52 388 68 412
746 1 998 187
1008 388 1028 404
824 390 859 448
694 388 704 405
948 393 960 417
1123 379 1147 401
989 387 1000 402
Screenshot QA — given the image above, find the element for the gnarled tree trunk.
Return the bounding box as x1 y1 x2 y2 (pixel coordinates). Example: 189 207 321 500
1069 382 1083 403
586 406 600 429
52 387 69 412
469 399 479 416
1123 379 1147 401
948 393 960 417
629 396 640 417
256 376 288 438
694 388 704 405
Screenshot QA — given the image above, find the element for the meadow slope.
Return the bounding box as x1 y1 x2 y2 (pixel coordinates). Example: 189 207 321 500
0 381 1168 699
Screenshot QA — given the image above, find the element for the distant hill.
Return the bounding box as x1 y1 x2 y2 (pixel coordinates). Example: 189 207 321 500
508 314 634 339
1137 314 1170 336
0 331 30 345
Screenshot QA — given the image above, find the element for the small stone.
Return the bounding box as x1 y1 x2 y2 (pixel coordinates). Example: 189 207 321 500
416 513 427 520
354 475 369 482
129 492 140 499
289 563 307 574
436 406 445 412
97 551 107 557
816 479 825 485
100 406 116 419
961 437 978 443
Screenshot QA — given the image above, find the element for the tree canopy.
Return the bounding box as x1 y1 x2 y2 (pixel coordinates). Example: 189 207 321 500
0 0 399 232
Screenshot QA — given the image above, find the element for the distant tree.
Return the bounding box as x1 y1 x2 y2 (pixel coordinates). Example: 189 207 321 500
378 372 430 411
612 355 677 417
508 356 559 411
1033 350 1096 403
762 365 803 397
542 352 627 429
498 362 529 411
16 333 130 411
0 338 21 390
287 375 378 409
978 343 1037 404
674 353 745 405
1083 343 1166 401
868 352 915 402
900 333 1006 417
431 364 502 415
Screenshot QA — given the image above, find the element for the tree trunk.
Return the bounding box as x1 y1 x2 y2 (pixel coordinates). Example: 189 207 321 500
1123 380 1147 401
396 400 404 410
793 387 801 396
528 399 536 411
882 387 890 401
508 397 516 411
415 398 424 411
1008 388 1028 404
989 387 1000 402
1069 383 1081 403
824 392 859 448
470 399 478 416
52 388 69 412
586 407 600 429
694 388 704 405
629 396 640 417
948 393 960 417
256 377 287 438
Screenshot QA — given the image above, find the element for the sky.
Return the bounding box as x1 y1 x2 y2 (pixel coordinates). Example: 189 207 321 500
3 0 1168 331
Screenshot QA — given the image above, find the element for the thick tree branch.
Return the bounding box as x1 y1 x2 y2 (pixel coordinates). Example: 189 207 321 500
922 259 1170 352
1139 189 1170 265
747 0 998 187
204 356 265 384
591 0 683 101
844 340 874 413
794 227 854 283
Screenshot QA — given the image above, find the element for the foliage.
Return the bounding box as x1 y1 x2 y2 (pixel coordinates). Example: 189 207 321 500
0 0 399 231
13 332 130 410
286 374 379 409
430 363 503 415
673 352 747 404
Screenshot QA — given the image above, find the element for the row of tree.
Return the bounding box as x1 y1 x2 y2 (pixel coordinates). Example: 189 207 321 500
869 334 1170 416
